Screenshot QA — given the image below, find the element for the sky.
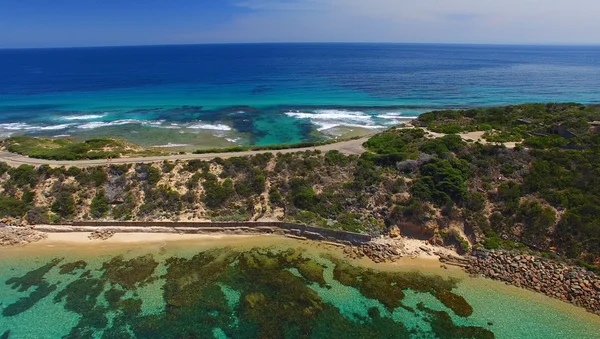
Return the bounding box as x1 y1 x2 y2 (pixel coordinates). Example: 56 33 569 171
1 0 599 48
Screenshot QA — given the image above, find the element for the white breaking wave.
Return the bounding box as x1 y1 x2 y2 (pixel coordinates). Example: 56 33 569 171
152 143 192 148
286 109 373 123
376 112 416 122
187 123 232 131
39 123 74 131
285 109 385 131
0 122 37 131
225 137 240 143
53 134 71 138
62 114 107 121
77 120 138 129
76 119 175 130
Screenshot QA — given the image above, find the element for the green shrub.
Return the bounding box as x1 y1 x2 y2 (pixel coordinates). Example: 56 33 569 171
269 187 283 206
8 165 38 188
202 177 234 208
90 190 110 219
429 123 463 134
0 195 28 218
51 191 76 219
336 213 364 233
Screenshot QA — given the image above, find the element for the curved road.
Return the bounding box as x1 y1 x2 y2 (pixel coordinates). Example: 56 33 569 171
0 137 371 168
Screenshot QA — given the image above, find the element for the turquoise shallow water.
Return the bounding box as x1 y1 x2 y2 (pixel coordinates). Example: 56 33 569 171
0 239 598 339
1 44 599 147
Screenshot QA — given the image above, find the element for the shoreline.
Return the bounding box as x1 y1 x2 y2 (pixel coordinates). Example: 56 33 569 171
0 224 459 263
3 226 600 316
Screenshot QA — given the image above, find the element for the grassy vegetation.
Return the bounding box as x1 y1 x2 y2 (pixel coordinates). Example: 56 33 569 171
192 136 363 154
1 136 165 160
419 103 600 145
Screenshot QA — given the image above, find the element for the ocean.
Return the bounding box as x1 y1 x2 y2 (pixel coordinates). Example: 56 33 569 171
0 44 599 148
1 236 599 339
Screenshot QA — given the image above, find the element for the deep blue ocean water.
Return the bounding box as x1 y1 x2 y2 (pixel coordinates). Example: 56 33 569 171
0 43 599 147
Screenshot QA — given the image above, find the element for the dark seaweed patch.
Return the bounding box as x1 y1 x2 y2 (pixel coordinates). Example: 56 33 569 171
101 255 158 289
435 290 474 317
54 278 106 314
2 258 63 316
0 330 9 339
2 281 57 316
417 303 495 339
59 261 88 275
5 258 62 292
328 255 472 315
23 247 494 338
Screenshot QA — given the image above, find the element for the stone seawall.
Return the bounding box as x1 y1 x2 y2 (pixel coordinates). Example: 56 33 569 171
466 250 600 315
65 221 372 245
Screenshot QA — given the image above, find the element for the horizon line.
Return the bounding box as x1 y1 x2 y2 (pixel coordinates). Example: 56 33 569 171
2 41 600 51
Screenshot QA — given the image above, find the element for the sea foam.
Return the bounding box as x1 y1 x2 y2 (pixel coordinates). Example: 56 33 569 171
151 143 192 148
187 123 232 131
285 110 385 131
62 114 107 121
39 123 75 131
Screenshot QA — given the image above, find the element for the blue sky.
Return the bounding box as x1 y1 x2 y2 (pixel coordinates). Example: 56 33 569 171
1 0 599 47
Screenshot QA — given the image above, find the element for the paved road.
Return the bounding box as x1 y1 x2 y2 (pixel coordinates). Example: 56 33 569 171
0 137 371 168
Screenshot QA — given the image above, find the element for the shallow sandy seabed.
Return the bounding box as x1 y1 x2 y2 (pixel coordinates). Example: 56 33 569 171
1 232 600 335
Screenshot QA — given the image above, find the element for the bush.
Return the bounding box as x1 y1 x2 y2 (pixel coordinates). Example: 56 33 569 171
429 123 463 134
25 207 50 225
140 186 182 216
112 193 136 220
162 161 176 173
269 187 283 206
8 165 38 188
391 199 434 224
0 195 28 218
234 168 266 197
51 191 76 219
202 177 234 208
184 159 209 173
411 158 470 206
90 190 110 219
364 133 407 154
289 178 319 210
524 135 569 149
324 150 349 166
336 213 364 233
76 167 108 187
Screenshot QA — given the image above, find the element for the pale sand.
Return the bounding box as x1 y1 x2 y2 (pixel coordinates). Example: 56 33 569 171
34 230 457 262
43 232 243 244
397 125 520 149
2 231 457 276
460 131 486 142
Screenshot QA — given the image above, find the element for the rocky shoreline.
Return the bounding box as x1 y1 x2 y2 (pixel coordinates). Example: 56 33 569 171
466 250 600 315
0 225 47 246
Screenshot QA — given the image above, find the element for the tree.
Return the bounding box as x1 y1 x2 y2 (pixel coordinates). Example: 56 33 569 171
51 191 76 219
90 190 110 219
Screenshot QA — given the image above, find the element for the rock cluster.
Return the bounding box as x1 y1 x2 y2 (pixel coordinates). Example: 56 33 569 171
466 250 600 314
343 242 405 263
88 229 115 240
0 225 48 246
